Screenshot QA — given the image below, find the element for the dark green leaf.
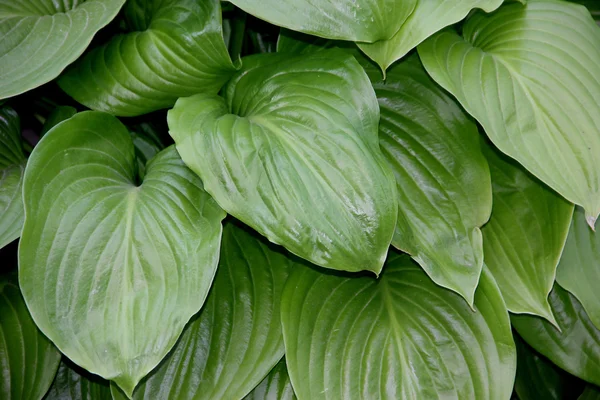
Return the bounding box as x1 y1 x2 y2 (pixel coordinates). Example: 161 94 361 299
580 386 600 400
45 359 111 400
244 358 296 400
40 106 77 137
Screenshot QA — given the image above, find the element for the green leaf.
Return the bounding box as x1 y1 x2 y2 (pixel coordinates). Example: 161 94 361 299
128 122 165 181
281 253 516 400
418 0 600 224
0 273 61 400
40 106 77 137
110 222 293 400
0 0 125 99
0 107 26 249
374 55 492 305
511 283 600 385
556 208 600 331
58 0 236 117
580 386 600 400
168 51 397 275
227 0 416 43
359 0 505 72
514 334 584 400
45 359 111 400
18 111 226 396
481 144 573 323
244 358 296 400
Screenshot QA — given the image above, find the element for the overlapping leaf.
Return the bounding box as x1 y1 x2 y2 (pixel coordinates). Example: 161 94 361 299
19 112 226 396
281 253 516 400
419 0 600 224
0 0 125 99
0 273 61 400
244 359 296 400
0 107 26 249
482 143 573 323
45 360 111 400
111 222 293 400
512 284 600 385
40 106 77 137
168 51 397 275
59 0 236 116
374 55 492 304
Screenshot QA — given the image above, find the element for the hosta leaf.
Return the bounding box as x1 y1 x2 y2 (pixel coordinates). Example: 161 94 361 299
244 359 296 400
59 0 236 117
19 111 226 396
45 359 111 400
0 0 125 99
359 0 504 72
40 106 77 137
0 107 25 249
482 143 573 323
580 386 600 400
418 0 600 224
556 208 600 331
281 253 516 400
227 0 416 43
128 122 165 180
110 222 293 400
0 273 61 400
374 55 492 305
514 334 584 400
512 284 600 385
168 51 397 275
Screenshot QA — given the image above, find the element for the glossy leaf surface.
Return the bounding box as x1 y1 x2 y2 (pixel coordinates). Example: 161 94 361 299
512 284 600 385
281 253 516 400
111 222 293 400
59 0 236 116
374 55 491 304
0 0 125 99
45 360 111 400
244 358 296 400
168 51 397 275
19 112 226 396
419 0 600 224
482 144 573 323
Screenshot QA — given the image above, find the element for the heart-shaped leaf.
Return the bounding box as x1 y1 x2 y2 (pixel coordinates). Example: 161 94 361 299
556 208 600 331
373 55 492 305
227 0 416 43
110 222 293 400
0 107 26 249
418 0 600 224
244 358 296 400
0 0 125 99
359 0 504 72
59 0 236 117
482 143 573 323
168 51 397 275
18 111 226 396
511 284 600 385
0 273 61 400
45 359 111 400
281 252 516 400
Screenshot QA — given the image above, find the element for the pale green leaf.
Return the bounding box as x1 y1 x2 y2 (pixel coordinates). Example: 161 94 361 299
168 51 397 275
418 0 600 224
110 222 293 400
0 0 125 99
359 0 505 72
59 0 236 117
556 207 600 331
244 358 296 400
227 0 416 43
281 253 516 400
512 283 600 385
374 55 492 305
0 107 25 249
0 273 61 400
482 143 573 323
45 359 111 400
18 111 226 396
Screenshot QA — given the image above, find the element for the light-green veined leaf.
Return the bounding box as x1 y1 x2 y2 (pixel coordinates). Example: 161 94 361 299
168 51 397 275
244 358 296 400
418 0 600 225
281 253 516 400
512 283 600 385
0 0 125 99
110 222 293 400
19 111 226 396
374 54 492 305
59 0 237 117
44 359 111 400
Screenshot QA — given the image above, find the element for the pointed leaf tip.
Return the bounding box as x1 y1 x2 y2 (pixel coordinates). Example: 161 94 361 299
586 214 597 231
